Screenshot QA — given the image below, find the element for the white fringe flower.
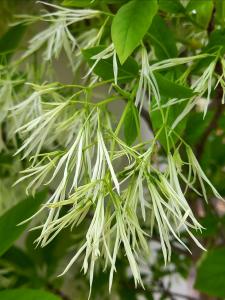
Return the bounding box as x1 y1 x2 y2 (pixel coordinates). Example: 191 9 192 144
135 47 160 110
21 2 100 65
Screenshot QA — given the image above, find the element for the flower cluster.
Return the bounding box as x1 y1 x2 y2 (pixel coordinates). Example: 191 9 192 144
11 84 222 292
0 1 224 295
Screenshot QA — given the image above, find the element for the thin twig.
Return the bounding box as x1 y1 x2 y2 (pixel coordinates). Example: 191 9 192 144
154 280 198 300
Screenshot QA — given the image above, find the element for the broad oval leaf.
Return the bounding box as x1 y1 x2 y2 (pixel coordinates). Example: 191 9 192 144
124 102 140 145
0 289 61 300
111 0 158 64
0 190 47 256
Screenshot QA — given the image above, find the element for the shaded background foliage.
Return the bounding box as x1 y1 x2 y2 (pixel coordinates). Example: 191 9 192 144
0 0 225 299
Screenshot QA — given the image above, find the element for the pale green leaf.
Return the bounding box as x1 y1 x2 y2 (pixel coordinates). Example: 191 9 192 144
111 0 158 64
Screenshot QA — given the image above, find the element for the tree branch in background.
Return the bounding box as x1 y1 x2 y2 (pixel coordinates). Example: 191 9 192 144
140 106 153 130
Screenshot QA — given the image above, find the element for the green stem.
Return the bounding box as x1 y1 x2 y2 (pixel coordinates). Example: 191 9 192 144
110 102 130 160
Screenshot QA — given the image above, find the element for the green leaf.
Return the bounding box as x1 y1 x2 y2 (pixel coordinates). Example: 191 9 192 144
62 0 95 6
195 248 225 298
119 288 138 300
82 46 139 83
158 0 185 14
150 105 187 151
215 0 225 27
62 0 127 7
25 226 76 276
0 289 61 300
186 0 214 29
205 29 225 54
0 24 26 63
2 246 34 271
0 190 47 256
0 246 42 287
185 111 213 144
150 73 194 150
154 72 194 99
124 102 140 145
103 0 128 2
148 15 177 59
195 214 219 238
111 0 158 64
